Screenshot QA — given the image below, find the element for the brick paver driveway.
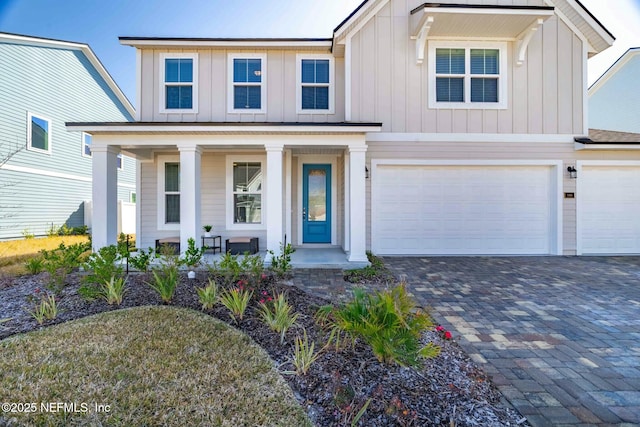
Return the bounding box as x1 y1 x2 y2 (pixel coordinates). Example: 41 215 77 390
384 256 640 426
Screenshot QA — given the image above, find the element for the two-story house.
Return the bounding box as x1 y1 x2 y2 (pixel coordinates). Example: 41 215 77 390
70 0 640 261
0 33 136 240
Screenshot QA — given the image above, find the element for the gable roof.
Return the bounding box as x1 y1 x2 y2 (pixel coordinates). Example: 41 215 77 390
332 0 614 56
575 128 640 144
0 32 135 118
589 47 640 95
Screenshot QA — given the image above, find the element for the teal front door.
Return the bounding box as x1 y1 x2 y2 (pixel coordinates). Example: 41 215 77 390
303 164 331 243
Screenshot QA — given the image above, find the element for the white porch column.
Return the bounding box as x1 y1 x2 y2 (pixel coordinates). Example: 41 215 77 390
178 143 202 252
348 145 368 262
91 145 119 251
343 151 351 252
265 143 284 253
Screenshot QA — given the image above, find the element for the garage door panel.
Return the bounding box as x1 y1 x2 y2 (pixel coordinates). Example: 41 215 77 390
373 165 554 255
580 166 640 254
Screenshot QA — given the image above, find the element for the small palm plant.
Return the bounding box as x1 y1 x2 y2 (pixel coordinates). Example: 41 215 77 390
258 292 299 344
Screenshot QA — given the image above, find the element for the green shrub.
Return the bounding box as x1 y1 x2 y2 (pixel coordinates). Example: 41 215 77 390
258 292 299 344
288 329 319 376
317 284 439 367
78 283 102 301
182 237 204 268
24 256 44 274
83 245 124 286
344 251 393 283
268 242 295 278
217 252 242 284
129 247 154 272
41 242 89 294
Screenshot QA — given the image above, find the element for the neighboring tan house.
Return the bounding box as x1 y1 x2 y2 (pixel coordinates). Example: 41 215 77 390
70 0 640 261
0 33 136 240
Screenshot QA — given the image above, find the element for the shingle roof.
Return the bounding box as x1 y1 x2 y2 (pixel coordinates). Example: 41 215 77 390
575 129 640 144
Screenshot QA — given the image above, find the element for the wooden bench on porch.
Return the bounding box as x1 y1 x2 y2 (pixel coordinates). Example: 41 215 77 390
225 237 259 255
155 237 180 254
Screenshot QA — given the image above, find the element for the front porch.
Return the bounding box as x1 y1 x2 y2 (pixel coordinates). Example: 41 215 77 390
73 122 382 266
199 246 368 269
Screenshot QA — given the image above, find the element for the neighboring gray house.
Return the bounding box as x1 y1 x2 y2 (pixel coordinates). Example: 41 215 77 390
0 33 136 239
589 47 640 133
70 0 640 260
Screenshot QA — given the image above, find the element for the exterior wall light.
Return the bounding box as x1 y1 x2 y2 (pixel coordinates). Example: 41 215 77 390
567 166 577 179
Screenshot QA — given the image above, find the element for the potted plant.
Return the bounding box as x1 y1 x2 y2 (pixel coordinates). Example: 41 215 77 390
203 225 213 237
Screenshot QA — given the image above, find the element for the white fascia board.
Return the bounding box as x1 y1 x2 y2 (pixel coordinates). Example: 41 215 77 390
66 124 382 134
366 133 577 143
574 143 640 151
334 0 390 44
120 39 332 49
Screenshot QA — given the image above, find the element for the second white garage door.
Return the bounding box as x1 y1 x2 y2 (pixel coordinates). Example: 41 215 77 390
372 164 557 255
579 164 640 254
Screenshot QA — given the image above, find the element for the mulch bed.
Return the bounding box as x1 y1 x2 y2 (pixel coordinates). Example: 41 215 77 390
0 271 529 426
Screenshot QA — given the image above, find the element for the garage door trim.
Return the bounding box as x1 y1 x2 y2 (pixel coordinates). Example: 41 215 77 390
576 160 640 255
371 159 564 255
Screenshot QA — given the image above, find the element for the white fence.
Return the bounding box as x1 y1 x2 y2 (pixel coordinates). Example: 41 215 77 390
84 200 136 235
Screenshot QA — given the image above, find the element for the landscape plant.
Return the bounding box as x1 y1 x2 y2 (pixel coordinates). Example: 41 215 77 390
196 278 218 310
182 237 204 269
83 245 124 286
24 256 44 274
258 292 299 344
100 276 127 305
146 256 179 304
216 251 242 284
317 283 440 367
41 242 89 294
288 328 319 376
268 242 295 278
25 290 58 325
128 247 154 272
219 287 252 323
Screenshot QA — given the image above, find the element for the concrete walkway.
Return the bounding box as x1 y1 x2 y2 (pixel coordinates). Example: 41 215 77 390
384 256 640 426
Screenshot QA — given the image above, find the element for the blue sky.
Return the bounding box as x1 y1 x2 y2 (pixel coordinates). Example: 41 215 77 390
1 0 639 107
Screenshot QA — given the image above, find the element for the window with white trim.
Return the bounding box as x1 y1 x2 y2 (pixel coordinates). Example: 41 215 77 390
27 112 51 154
228 54 266 113
157 156 180 229
117 154 123 170
160 53 198 113
428 41 507 109
296 54 334 113
82 132 92 157
226 156 264 229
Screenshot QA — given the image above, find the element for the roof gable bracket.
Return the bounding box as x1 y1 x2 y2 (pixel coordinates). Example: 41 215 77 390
516 18 544 66
410 15 434 64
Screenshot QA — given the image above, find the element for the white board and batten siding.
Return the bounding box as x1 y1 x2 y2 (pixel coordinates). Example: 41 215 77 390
138 50 345 123
371 159 563 255
577 162 640 255
348 1 585 135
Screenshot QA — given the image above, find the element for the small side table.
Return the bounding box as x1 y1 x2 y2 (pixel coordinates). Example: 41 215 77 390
202 235 222 254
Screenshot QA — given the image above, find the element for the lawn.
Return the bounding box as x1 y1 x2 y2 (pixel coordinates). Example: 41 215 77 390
0 235 89 276
0 306 312 427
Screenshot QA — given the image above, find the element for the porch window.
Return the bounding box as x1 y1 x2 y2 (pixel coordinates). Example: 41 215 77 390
232 162 262 224
165 162 180 223
82 132 92 157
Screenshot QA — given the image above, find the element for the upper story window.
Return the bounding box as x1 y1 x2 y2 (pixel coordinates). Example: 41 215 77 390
27 112 51 154
428 41 507 109
228 53 266 113
297 54 335 114
159 53 198 113
82 132 92 157
117 154 123 170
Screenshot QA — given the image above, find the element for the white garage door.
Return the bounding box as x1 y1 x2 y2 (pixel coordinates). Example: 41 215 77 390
579 165 640 254
372 165 555 255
